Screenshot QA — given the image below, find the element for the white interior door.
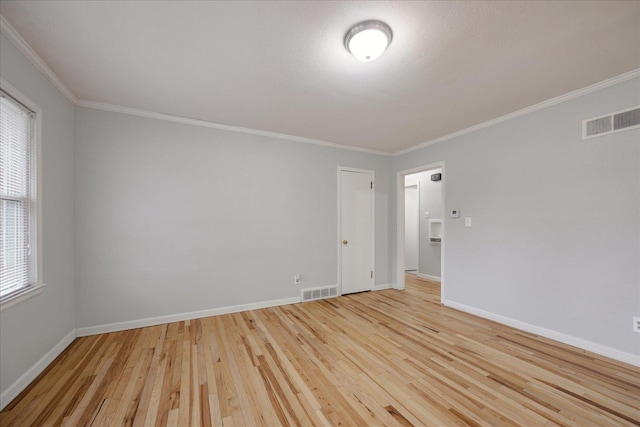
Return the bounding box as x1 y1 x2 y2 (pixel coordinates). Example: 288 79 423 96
340 170 373 295
404 185 419 271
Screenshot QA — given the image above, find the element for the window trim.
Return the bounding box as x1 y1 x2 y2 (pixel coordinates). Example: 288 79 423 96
0 77 45 311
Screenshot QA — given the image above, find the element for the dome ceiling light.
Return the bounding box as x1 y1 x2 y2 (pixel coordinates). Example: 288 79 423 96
344 20 393 62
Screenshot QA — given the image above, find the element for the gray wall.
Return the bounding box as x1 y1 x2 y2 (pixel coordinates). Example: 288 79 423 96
0 33 76 394
394 77 640 356
74 108 392 328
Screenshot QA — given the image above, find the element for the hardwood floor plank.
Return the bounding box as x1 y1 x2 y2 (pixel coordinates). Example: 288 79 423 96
61 354 114 426
2 275 639 426
15 334 111 427
132 324 167 427
178 321 192 427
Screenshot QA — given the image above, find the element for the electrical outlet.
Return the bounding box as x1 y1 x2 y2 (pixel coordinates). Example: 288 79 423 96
294 274 301 285
634 317 640 333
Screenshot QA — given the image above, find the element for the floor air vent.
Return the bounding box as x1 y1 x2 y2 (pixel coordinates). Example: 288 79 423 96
302 285 338 302
583 105 640 139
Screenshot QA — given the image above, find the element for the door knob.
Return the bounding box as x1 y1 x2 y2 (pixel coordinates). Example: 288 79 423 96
343 240 348 245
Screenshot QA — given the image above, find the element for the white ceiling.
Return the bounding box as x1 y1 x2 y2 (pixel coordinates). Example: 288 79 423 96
1 1 639 154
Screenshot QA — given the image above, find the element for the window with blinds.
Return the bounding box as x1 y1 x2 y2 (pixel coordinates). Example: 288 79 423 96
0 90 36 301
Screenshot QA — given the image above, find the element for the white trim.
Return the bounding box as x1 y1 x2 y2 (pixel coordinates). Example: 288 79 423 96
396 172 405 291
3 13 637 157
0 16 78 104
76 100 392 156
0 77 43 130
337 167 376 296
396 162 446 299
0 329 76 410
0 283 46 312
83 68 638 157
336 166 375 174
417 273 441 282
76 296 301 337
0 77 45 311
1 15 390 157
393 68 640 156
374 283 394 291
444 299 640 368
416 181 421 274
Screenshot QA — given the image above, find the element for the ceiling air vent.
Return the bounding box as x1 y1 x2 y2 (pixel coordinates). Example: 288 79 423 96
583 105 640 139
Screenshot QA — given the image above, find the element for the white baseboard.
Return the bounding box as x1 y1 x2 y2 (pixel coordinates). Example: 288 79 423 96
0 329 77 410
374 283 394 291
443 299 640 367
417 273 441 282
76 296 301 337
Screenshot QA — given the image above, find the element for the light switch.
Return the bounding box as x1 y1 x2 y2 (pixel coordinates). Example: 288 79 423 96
424 211 430 219
465 217 472 227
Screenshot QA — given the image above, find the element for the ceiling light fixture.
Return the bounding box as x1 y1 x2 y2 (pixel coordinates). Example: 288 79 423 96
344 20 393 62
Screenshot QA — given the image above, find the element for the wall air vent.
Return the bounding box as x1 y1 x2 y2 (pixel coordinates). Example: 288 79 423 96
582 105 640 139
301 285 338 302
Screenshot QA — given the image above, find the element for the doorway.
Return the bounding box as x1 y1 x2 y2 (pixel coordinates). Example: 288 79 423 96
404 185 419 273
396 162 445 302
338 167 374 295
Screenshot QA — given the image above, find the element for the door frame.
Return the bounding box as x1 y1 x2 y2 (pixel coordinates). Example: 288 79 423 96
396 161 445 303
337 167 375 295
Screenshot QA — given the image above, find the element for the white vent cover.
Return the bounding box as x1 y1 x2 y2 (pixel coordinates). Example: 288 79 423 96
582 105 640 139
301 285 338 302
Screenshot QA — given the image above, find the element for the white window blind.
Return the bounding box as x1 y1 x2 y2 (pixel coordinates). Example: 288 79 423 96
0 90 36 300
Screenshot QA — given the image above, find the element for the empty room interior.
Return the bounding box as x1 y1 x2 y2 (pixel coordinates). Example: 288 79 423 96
1 1 639 426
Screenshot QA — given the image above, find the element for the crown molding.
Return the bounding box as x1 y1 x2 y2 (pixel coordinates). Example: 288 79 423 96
1 13 391 156
2 13 636 157
1 12 391 157
393 68 640 156
0 15 78 104
75 99 392 156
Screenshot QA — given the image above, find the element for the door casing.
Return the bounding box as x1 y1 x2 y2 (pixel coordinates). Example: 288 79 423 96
396 161 445 302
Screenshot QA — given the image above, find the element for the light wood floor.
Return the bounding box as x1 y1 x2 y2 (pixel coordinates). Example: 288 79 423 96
2 275 639 426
